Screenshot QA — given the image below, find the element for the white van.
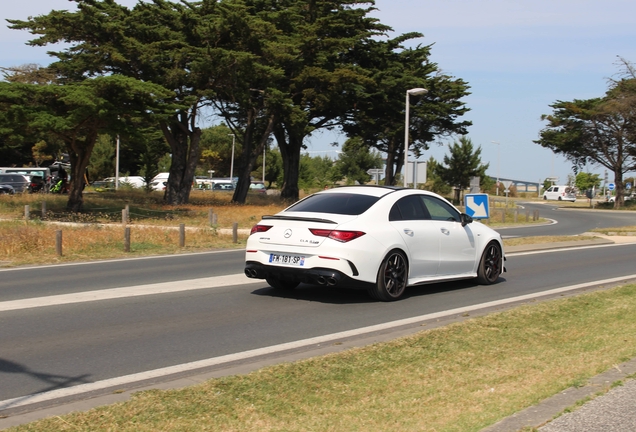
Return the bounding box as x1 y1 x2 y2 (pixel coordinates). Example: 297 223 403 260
103 176 146 188
150 172 169 191
543 185 576 202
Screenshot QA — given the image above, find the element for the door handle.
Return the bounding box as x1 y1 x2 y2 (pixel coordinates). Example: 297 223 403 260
403 229 414 237
441 228 450 235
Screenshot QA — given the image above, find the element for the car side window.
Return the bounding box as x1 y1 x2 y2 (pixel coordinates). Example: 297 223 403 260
420 196 460 222
390 196 431 221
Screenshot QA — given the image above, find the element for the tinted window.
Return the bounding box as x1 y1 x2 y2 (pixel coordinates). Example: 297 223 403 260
421 195 460 222
287 193 380 215
389 196 431 221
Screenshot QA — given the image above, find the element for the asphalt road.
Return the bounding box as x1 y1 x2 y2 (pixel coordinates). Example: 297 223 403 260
1 204 635 421
502 201 636 237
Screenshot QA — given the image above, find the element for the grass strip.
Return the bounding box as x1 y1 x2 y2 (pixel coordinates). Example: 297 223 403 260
9 284 636 432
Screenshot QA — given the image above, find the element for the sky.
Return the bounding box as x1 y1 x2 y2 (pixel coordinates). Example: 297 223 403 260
2 0 636 186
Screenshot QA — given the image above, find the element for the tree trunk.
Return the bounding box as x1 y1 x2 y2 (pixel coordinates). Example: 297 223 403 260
613 169 624 209
383 138 400 186
66 135 97 212
232 115 275 204
276 127 302 202
160 112 201 206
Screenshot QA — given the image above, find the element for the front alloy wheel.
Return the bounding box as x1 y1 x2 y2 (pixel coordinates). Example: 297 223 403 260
369 251 408 301
477 242 502 284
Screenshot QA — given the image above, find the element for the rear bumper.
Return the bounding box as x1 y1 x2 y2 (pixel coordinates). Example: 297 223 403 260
244 261 371 290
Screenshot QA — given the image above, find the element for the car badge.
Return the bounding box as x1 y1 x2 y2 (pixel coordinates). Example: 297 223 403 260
284 229 293 238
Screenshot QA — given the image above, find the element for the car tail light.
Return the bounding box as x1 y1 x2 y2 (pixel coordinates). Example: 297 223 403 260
250 224 272 235
309 228 365 243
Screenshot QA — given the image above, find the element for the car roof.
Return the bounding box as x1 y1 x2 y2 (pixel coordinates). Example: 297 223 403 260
318 185 403 198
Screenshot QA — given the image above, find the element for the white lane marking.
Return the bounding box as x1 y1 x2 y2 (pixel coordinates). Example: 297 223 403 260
0 274 251 312
2 273 636 411
507 242 636 257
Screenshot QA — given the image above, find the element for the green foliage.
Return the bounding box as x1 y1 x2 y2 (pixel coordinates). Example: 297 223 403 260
575 172 601 192
536 73 636 207
299 154 337 191
4 0 473 205
264 148 283 187
342 33 471 185
333 137 383 185
88 134 115 181
435 136 489 203
424 157 452 195
198 124 240 178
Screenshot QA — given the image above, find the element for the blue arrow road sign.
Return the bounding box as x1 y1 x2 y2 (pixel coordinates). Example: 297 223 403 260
464 193 490 219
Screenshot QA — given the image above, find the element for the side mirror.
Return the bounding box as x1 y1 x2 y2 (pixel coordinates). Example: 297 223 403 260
460 213 473 227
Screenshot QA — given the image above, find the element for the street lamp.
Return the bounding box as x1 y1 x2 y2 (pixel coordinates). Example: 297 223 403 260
491 141 500 195
228 134 235 181
404 87 428 187
262 146 266 183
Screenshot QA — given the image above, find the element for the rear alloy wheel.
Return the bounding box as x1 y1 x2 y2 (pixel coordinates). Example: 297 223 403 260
266 276 299 290
369 250 408 301
477 242 502 285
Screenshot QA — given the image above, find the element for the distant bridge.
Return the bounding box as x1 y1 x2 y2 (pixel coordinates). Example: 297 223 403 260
489 177 541 193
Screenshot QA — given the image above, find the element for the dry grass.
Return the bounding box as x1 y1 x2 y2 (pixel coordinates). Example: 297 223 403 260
591 225 636 235
0 191 288 266
503 235 598 247
10 284 636 432
0 190 625 266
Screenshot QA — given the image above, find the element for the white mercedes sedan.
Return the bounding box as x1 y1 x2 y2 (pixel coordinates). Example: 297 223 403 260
245 186 505 301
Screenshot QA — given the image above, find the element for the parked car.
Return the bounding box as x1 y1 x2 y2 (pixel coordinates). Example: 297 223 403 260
609 194 634 203
0 173 31 193
150 180 168 191
250 182 267 194
244 186 506 301
0 167 51 192
0 184 15 195
102 176 146 188
543 185 576 202
213 181 234 191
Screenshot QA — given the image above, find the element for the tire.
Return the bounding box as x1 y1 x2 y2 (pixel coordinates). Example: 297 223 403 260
266 276 299 290
368 250 408 301
558 196 562 201
476 242 503 285
543 195 547 200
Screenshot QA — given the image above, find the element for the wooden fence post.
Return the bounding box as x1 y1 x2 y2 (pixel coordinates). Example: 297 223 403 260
179 223 185 247
24 205 30 221
233 222 238 243
41 201 46 219
124 227 131 252
56 230 63 256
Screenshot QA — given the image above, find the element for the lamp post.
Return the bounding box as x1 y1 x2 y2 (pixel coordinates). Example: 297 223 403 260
115 134 120 191
404 88 428 187
228 134 235 181
491 141 500 195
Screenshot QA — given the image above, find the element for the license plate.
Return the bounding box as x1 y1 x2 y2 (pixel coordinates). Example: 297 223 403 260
269 253 305 266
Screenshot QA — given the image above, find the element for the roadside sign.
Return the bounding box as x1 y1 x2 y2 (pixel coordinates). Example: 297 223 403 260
464 193 489 219
608 183 615 191
627 182 632 190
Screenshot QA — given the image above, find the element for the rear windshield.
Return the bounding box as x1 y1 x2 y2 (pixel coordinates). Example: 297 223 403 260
286 193 380 215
